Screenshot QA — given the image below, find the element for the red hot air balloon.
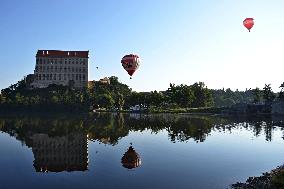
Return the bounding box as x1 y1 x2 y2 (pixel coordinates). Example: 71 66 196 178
121 146 141 169
121 54 140 79
243 18 254 32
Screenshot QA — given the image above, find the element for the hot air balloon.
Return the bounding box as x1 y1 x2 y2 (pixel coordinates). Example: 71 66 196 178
121 54 140 79
121 146 141 169
243 18 254 32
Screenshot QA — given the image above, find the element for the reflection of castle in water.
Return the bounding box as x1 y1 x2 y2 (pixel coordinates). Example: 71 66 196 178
121 146 141 169
28 133 88 172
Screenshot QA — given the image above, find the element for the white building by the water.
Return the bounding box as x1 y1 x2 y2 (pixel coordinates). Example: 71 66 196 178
31 50 89 89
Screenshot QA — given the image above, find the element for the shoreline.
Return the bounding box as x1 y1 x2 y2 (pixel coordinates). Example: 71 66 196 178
231 165 284 189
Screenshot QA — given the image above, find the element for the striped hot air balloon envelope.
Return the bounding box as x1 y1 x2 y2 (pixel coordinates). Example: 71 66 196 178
243 18 254 32
121 54 140 79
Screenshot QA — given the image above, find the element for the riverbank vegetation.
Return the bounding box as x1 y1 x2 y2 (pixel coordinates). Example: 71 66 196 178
0 76 284 113
232 165 284 189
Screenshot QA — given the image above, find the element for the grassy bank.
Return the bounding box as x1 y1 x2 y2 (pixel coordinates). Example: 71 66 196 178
271 168 284 188
232 165 284 189
147 107 227 114
94 107 227 114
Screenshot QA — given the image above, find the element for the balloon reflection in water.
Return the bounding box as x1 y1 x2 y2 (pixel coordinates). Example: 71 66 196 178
121 146 141 169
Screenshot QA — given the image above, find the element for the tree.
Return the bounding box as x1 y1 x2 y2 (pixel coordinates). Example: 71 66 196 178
96 94 115 109
190 82 214 107
149 91 164 107
115 93 125 110
263 84 275 104
278 82 284 101
252 87 262 103
166 83 195 108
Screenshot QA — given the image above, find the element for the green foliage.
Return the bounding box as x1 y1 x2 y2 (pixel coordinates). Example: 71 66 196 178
272 170 284 188
96 94 115 109
252 87 262 103
263 84 275 104
167 83 194 107
211 88 254 107
115 93 125 110
149 90 164 107
190 82 214 107
278 82 284 101
2 76 283 112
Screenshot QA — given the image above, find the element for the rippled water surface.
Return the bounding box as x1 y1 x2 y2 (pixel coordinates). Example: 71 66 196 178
0 113 284 189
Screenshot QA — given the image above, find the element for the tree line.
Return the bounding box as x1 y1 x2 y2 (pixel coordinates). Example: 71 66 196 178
0 76 284 112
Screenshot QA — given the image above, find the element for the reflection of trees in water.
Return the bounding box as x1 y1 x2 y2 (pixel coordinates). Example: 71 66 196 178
1 113 283 174
0 115 89 172
87 113 129 145
0 113 284 146
167 117 214 142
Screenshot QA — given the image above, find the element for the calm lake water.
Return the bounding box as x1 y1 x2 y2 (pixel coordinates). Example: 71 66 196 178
0 113 284 189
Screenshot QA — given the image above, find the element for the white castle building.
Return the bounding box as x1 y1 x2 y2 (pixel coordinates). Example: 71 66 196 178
31 50 89 89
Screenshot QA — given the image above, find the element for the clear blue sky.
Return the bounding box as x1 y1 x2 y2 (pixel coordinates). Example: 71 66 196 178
1 0 284 92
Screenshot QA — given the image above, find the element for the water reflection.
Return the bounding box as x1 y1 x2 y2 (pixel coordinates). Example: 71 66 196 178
0 113 284 173
28 133 88 172
121 146 142 169
0 113 284 145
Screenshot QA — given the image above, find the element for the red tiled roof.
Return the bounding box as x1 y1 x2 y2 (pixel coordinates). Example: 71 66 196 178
36 50 89 58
